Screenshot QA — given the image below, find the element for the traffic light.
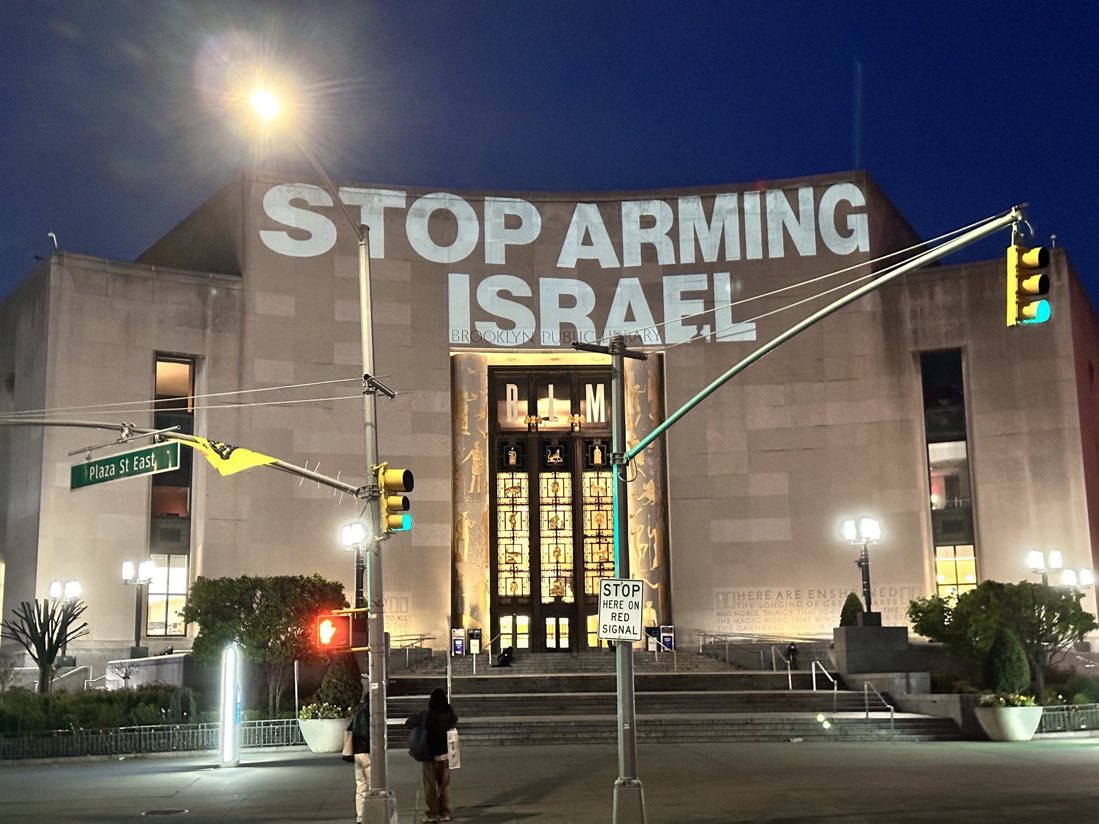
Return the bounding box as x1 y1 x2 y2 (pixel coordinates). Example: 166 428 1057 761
1006 244 1051 327
376 462 414 534
315 613 352 651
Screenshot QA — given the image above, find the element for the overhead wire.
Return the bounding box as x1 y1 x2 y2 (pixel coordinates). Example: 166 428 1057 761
650 210 1008 351
0 377 361 421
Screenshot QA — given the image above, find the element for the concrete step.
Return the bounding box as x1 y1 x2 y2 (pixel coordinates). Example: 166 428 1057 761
389 649 754 675
389 670 828 695
387 690 872 718
385 713 962 746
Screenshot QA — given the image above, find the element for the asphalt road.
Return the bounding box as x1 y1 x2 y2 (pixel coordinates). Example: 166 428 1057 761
1 739 1098 823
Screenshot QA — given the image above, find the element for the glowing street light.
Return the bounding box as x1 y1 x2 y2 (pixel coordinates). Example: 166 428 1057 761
840 516 881 623
1027 548 1092 589
248 88 280 122
48 579 82 666
122 559 155 658
49 579 81 601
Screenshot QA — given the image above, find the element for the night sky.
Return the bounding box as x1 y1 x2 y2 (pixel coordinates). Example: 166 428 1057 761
1 1 1096 314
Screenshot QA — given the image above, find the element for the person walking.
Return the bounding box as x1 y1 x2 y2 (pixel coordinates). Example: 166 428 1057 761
406 687 459 822
349 695 371 824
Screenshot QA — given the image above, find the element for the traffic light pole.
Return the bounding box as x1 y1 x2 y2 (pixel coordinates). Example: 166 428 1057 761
354 227 397 824
626 206 1027 461
574 335 648 824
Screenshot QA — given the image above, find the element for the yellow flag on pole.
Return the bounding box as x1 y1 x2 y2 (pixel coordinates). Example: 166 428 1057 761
183 437 278 476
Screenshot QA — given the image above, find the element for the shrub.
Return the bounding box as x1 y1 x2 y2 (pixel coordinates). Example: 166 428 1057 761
298 701 347 720
167 687 197 724
839 593 864 627
983 628 1030 695
313 653 362 712
978 693 1036 707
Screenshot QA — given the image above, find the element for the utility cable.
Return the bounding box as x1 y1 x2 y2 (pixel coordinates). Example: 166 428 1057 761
0 377 360 421
594 210 1002 348
657 211 1008 350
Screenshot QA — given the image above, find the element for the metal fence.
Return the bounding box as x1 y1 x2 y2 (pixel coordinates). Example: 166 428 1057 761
1038 703 1099 734
0 718 304 760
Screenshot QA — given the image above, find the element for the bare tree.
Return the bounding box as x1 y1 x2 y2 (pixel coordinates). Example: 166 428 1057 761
109 659 140 689
1 599 89 693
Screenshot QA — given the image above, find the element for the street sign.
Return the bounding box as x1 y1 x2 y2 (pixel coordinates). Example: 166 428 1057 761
70 442 180 490
597 578 644 642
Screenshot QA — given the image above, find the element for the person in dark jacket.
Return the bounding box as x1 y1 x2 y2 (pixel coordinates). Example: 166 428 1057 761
349 695 371 823
405 687 458 822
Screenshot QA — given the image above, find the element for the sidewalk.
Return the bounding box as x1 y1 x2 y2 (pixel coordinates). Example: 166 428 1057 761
2 739 1099 822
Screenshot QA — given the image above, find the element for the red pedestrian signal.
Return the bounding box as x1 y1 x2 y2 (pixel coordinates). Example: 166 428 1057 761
315 613 352 650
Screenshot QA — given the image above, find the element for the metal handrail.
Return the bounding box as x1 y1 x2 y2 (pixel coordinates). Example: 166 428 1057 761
652 636 678 671
863 682 895 739
770 647 793 689
83 674 107 691
698 633 769 669
811 660 838 712
390 633 435 649
472 632 503 675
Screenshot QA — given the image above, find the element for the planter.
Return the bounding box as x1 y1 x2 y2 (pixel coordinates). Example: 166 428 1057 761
297 717 350 753
974 705 1043 741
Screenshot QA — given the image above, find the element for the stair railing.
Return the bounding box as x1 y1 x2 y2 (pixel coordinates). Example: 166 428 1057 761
697 632 768 669
472 632 503 675
811 660 838 712
863 682 895 739
771 646 795 689
653 636 678 671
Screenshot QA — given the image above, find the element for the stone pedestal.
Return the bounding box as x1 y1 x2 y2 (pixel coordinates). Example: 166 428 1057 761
832 625 910 674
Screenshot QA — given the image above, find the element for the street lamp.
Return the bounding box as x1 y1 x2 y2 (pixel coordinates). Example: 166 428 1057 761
121 560 154 658
840 516 881 625
1027 549 1093 588
340 520 369 608
48 579 81 666
245 83 395 823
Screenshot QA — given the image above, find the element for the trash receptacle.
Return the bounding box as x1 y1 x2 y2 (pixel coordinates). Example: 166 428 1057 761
645 626 660 652
660 625 675 651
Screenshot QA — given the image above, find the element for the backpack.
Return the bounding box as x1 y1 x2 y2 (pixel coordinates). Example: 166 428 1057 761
407 712 431 762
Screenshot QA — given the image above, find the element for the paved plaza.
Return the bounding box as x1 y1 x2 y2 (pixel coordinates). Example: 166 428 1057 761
2 738 1099 822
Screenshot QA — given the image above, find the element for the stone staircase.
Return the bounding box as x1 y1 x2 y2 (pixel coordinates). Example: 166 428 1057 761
384 650 962 744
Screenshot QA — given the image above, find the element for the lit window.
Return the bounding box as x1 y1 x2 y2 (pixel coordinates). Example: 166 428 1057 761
934 545 977 599
146 553 189 636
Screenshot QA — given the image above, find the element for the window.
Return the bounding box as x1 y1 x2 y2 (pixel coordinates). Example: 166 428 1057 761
935 545 977 598
147 356 195 639
146 553 188 636
928 442 970 510
921 350 978 594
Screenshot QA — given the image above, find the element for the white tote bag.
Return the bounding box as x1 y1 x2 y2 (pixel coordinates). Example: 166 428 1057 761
446 728 461 769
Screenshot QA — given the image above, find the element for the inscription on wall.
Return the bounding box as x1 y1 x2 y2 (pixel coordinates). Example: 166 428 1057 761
711 584 922 635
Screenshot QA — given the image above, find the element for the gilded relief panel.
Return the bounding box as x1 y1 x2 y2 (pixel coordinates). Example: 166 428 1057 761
452 354 490 635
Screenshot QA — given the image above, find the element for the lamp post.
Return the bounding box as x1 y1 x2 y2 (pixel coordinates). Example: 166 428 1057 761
121 560 154 658
340 521 368 609
48 579 81 666
247 87 395 823
1027 549 1093 588
840 516 881 625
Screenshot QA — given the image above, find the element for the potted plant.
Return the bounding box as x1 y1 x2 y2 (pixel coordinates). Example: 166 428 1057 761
973 628 1042 741
296 654 362 753
297 701 351 753
974 692 1043 741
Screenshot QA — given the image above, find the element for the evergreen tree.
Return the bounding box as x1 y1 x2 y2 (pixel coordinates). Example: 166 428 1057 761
839 592 864 627
982 627 1030 695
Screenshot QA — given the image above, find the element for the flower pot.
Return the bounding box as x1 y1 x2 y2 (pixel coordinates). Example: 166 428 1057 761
297 717 350 753
974 705 1043 742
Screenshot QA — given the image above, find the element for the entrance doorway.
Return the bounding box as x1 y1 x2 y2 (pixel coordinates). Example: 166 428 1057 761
489 367 615 652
